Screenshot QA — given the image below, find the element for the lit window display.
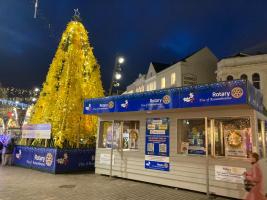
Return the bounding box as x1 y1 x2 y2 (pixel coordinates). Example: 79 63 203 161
177 118 252 157
98 121 112 148
99 121 139 150
214 118 251 157
122 121 139 150
178 119 206 155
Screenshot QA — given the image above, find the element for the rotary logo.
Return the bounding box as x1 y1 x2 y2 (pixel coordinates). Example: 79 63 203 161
231 87 243 99
108 101 114 109
45 153 53 167
162 95 171 104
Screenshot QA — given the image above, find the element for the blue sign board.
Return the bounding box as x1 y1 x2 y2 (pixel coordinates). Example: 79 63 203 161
13 145 33 168
145 118 170 171
55 148 95 173
13 146 95 173
84 80 258 115
179 81 247 108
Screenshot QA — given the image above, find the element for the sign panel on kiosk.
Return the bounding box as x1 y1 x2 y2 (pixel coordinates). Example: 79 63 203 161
145 118 170 171
215 165 246 183
84 80 250 115
22 124 51 139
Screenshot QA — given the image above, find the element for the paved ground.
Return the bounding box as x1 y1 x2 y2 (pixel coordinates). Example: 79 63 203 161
0 166 233 200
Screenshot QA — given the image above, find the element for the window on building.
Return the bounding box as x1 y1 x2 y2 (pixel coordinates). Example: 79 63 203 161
161 77 166 89
136 85 144 93
171 73 176 86
240 74 248 80
99 121 140 150
98 121 113 148
177 118 252 157
146 82 155 91
177 119 206 155
252 73 260 89
226 75 234 81
212 118 251 157
146 84 150 91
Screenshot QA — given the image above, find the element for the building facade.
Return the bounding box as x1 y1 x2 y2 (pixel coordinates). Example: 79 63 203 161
126 47 218 93
217 53 267 107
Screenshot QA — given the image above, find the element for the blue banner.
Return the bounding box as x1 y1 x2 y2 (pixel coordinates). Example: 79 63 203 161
13 145 33 168
179 81 247 108
84 80 253 115
13 146 95 173
55 148 95 173
31 147 56 172
145 118 170 171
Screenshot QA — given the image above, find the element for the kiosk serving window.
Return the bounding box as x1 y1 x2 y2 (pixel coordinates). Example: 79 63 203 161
213 118 251 157
178 119 206 155
98 121 139 150
177 118 252 157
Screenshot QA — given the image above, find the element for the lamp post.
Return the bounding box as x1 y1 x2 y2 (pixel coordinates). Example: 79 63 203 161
108 56 124 96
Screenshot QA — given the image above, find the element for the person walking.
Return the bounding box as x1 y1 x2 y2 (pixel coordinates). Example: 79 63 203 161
2 138 15 166
244 152 266 200
0 140 3 164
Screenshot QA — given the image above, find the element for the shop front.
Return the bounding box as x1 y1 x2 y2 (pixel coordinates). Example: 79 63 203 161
84 80 267 199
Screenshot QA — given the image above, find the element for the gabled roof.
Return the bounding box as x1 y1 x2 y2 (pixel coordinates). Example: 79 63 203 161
151 62 171 73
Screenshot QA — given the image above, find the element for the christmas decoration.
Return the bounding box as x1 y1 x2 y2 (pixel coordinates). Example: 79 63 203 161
29 14 104 148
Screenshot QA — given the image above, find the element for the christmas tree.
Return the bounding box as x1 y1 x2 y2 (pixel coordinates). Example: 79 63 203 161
29 14 104 148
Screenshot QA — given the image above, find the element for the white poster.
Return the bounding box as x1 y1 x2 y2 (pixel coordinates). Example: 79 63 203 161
215 165 246 183
99 153 115 165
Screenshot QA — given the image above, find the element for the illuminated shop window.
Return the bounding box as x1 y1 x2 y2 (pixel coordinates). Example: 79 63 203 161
177 119 206 155
213 118 251 157
177 118 252 157
99 121 139 150
122 121 139 150
98 121 113 148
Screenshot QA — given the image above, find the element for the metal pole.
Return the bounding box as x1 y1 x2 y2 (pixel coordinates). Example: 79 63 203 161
109 121 114 178
205 117 210 199
220 122 224 155
108 58 118 96
261 120 266 158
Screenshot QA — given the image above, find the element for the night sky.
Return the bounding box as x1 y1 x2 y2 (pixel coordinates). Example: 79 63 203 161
1 0 267 91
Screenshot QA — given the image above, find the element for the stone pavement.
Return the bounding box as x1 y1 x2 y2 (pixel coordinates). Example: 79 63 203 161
0 166 233 200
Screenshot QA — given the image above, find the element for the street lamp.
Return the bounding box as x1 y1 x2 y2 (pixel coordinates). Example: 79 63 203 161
118 57 125 64
34 87 40 92
109 56 125 96
115 72 122 80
